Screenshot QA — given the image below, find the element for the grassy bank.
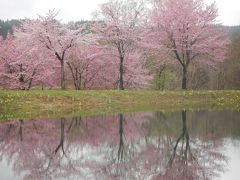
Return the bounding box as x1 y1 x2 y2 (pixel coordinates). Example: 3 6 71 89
0 90 240 121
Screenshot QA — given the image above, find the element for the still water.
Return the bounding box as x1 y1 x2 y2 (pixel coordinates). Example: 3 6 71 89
0 110 240 180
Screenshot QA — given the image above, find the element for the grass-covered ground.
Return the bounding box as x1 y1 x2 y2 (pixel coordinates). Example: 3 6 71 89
0 90 240 121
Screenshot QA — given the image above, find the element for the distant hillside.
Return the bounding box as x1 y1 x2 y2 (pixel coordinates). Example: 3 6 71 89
0 19 240 39
222 25 240 37
0 19 22 39
0 20 93 39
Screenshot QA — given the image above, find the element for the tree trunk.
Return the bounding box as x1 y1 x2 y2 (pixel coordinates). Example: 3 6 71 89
182 66 188 90
27 70 36 90
119 57 124 90
60 61 66 90
73 68 78 90
66 62 79 90
77 73 82 90
157 65 166 90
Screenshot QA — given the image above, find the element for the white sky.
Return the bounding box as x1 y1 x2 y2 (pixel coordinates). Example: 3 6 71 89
0 0 239 26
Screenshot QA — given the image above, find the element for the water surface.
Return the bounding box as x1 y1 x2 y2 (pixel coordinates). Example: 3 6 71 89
0 110 240 180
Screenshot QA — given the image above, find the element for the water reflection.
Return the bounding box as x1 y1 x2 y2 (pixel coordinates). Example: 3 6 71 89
164 111 226 179
0 110 239 180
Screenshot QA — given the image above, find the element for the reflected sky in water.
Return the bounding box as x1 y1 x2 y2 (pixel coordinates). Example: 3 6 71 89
0 110 240 180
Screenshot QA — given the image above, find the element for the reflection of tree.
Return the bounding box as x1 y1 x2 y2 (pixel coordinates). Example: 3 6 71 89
19 120 24 141
158 110 227 180
0 114 147 179
67 116 81 133
0 111 230 180
118 114 125 162
55 118 66 154
168 110 192 168
100 113 147 179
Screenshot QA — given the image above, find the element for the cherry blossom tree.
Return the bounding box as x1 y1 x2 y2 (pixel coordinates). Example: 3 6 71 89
92 0 150 90
66 44 106 90
14 10 87 89
0 35 20 88
0 35 55 90
147 0 229 89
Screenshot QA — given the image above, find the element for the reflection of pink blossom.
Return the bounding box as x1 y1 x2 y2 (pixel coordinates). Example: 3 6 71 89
0 112 227 180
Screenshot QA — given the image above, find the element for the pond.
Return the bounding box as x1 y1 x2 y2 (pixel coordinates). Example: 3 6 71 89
0 110 240 180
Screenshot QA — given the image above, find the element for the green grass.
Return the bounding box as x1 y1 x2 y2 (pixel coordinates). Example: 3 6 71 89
0 89 240 121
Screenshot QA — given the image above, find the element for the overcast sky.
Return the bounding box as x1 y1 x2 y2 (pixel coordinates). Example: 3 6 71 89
0 0 239 26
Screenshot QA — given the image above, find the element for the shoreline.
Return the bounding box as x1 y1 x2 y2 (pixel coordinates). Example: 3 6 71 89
0 90 240 121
